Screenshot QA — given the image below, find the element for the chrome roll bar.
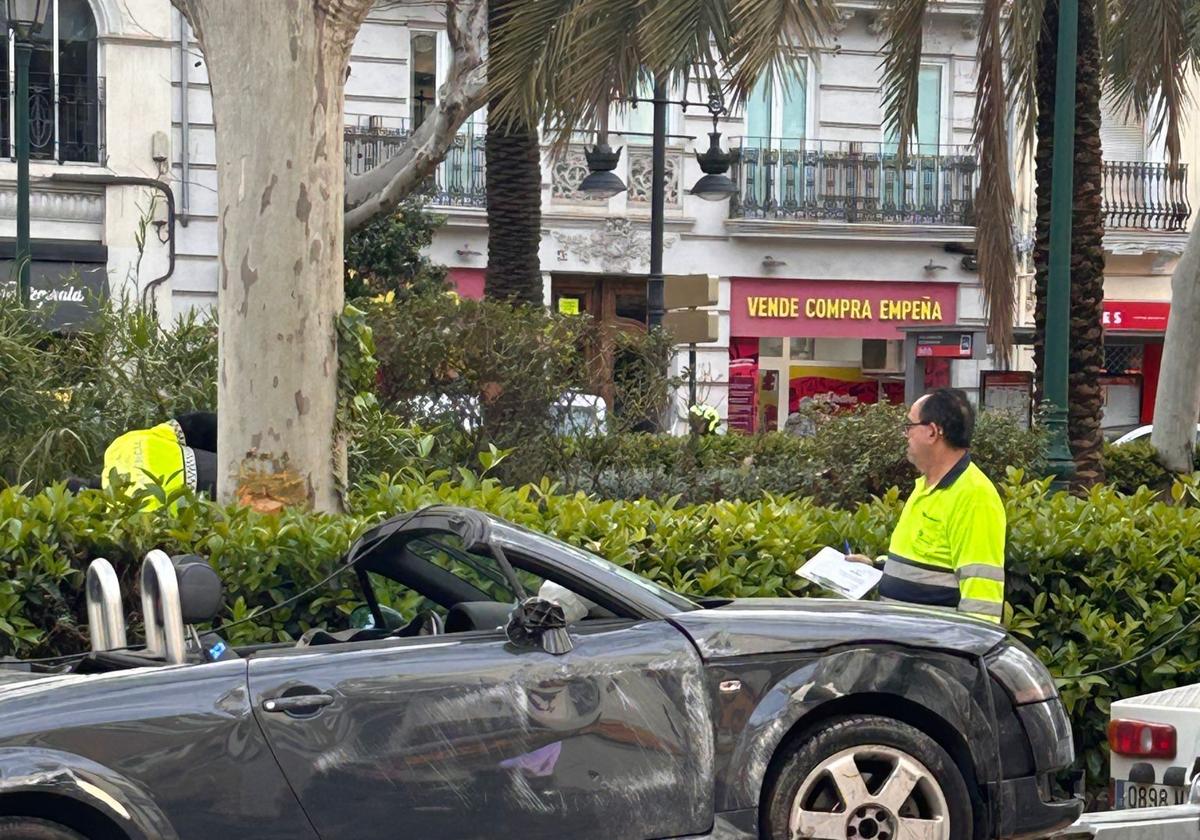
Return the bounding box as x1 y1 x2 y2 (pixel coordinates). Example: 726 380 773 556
140 550 186 665
84 558 127 652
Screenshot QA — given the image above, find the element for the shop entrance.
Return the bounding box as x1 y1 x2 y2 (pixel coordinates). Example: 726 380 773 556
550 273 649 418
728 336 905 434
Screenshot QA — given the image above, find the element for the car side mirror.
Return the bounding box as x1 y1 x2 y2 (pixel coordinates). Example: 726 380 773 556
505 597 573 655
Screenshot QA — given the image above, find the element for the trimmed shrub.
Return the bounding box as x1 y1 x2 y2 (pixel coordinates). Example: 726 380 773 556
556 404 1047 506
1101 439 1200 496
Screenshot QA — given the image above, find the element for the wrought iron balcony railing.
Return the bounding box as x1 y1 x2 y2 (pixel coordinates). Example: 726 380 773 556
344 119 486 208
729 138 977 226
1101 160 1191 232
0 72 105 164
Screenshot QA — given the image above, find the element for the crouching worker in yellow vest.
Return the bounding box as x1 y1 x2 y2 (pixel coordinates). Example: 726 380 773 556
846 389 1007 624
101 412 217 509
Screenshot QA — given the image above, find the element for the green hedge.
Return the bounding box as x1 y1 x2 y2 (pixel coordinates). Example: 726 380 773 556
1102 439 1200 495
529 403 1047 507
5 471 1200 786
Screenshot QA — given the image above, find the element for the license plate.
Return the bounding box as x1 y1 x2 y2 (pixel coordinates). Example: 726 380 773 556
1116 780 1187 809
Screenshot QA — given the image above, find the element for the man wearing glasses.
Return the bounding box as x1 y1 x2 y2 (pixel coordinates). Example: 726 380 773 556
847 388 1006 624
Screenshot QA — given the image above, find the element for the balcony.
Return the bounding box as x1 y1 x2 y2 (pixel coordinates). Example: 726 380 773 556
0 72 105 164
344 119 486 208
1101 160 1190 231
729 138 977 227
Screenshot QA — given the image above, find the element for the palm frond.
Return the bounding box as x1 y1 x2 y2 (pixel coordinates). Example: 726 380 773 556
1004 0 1048 164
486 0 838 144
975 0 1017 362
1105 0 1198 168
876 0 929 159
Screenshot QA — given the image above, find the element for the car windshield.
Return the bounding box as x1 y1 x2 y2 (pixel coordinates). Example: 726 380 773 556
495 521 700 613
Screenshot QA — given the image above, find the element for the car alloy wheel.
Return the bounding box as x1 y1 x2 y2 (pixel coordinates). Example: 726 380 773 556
788 745 949 840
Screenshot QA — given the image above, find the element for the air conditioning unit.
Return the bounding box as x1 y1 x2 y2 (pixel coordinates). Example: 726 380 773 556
861 339 904 374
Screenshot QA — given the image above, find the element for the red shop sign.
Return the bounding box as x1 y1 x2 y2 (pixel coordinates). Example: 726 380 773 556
1103 300 1169 332
730 278 958 340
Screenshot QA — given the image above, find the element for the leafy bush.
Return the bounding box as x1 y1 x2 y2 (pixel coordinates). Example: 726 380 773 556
1100 439 1200 495
554 404 1047 506
344 198 449 300
367 292 679 482
0 299 217 488
8 470 1200 790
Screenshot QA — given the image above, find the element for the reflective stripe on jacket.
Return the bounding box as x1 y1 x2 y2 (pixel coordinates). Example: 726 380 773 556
881 453 1006 623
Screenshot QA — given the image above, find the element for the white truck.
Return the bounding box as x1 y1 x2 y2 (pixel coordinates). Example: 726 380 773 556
1108 684 1200 810
1053 777 1200 838
1049 684 1200 838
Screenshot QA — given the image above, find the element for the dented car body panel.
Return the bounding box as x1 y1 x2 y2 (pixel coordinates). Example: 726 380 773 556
0 507 1080 839
247 620 713 840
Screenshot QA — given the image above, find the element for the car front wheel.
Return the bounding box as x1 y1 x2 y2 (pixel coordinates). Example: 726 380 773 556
765 714 973 840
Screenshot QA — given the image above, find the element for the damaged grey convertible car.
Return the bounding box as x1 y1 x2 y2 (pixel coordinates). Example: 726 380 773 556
0 506 1081 840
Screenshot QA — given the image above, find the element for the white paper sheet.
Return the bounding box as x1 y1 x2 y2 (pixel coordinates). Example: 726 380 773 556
795 546 883 600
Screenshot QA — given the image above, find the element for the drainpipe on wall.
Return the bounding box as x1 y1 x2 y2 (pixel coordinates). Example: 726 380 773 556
178 8 190 227
47 172 176 310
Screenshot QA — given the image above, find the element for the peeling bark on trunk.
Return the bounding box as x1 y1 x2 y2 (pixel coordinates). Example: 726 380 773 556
1152 226 1200 472
177 0 372 512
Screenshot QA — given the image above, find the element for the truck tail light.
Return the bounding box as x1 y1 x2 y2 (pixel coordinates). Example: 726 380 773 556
1108 718 1177 759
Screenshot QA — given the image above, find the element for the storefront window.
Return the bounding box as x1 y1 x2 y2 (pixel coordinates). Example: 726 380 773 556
789 337 815 360
759 337 783 357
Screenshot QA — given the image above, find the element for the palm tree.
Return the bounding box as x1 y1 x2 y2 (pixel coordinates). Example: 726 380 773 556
486 0 1196 477
483 0 544 306
485 1 839 150
1029 0 1107 487
481 0 841 308
879 0 1195 483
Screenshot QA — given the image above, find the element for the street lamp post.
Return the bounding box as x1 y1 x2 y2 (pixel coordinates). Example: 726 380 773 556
1044 0 1078 483
7 0 50 307
581 80 736 416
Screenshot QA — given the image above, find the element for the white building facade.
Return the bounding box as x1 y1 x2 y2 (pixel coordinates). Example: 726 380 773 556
5 0 1193 434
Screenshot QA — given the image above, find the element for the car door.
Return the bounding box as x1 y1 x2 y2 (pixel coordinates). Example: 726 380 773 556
248 596 714 840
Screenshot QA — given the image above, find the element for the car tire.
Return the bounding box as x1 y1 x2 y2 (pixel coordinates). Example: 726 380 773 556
0 818 87 840
764 714 973 840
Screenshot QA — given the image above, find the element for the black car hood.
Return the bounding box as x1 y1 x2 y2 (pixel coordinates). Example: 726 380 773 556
670 597 1009 660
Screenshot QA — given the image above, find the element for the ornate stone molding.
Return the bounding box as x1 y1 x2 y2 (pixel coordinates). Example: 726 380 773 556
628 148 680 206
551 147 606 204
554 218 678 274
0 185 105 223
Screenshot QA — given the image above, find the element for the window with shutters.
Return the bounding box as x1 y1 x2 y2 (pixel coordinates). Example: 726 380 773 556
1100 96 1146 161
745 60 808 146
884 64 943 153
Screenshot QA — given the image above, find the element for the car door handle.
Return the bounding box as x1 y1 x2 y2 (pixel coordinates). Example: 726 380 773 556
262 693 334 714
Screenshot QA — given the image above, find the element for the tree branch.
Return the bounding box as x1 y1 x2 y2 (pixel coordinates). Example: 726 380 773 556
343 0 489 233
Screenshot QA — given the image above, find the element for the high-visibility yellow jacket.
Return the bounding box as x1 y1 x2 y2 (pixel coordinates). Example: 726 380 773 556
101 421 196 509
880 453 1006 623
